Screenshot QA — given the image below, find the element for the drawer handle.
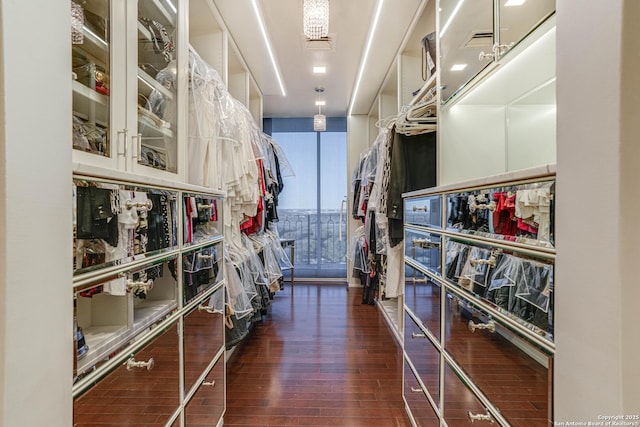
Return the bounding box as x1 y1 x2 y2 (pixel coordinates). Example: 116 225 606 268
202 380 216 387
469 257 496 268
126 356 154 371
198 304 222 314
469 200 496 213
197 203 215 210
126 279 154 294
410 387 422 393
468 411 494 423
468 320 496 334
469 249 502 268
411 332 426 339
412 238 440 249
412 205 428 212
125 199 153 211
197 254 215 260
412 278 428 283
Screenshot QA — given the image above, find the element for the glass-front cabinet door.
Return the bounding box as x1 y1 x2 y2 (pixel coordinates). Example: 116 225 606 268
133 0 179 176
72 0 125 169
72 0 182 178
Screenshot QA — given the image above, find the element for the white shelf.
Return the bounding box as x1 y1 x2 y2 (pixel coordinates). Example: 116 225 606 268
138 20 153 42
132 299 178 332
138 113 175 139
77 325 128 375
377 298 402 345
75 25 109 63
72 79 109 106
138 67 174 100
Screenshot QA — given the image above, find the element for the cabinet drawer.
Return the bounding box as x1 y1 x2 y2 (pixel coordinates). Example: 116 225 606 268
405 229 442 276
183 242 223 304
185 356 226 426
443 362 495 426
405 195 442 228
74 321 180 426
183 193 222 246
444 238 554 340
404 266 441 340
445 180 555 249
73 178 179 274
403 359 439 427
445 293 551 426
184 285 225 393
404 311 440 405
75 257 178 378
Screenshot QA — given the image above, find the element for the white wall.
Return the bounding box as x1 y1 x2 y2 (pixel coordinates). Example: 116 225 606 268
507 105 556 171
0 0 73 425
556 0 640 419
439 105 506 185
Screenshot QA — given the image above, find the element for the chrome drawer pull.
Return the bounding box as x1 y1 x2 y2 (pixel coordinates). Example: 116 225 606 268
469 249 502 268
411 332 426 339
469 201 496 213
468 411 494 423
202 380 216 387
125 199 153 211
469 257 496 268
468 320 496 334
126 356 154 371
412 205 428 212
412 278 428 283
197 203 215 210
197 254 215 260
198 304 222 315
410 387 422 393
412 238 440 249
126 279 154 293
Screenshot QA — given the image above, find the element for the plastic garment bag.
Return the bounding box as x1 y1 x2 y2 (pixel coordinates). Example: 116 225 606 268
514 260 552 313
263 227 293 269
261 240 284 291
240 234 270 289
224 256 254 320
349 226 370 274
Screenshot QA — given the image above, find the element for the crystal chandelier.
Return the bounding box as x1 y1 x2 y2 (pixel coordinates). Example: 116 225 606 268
303 0 330 40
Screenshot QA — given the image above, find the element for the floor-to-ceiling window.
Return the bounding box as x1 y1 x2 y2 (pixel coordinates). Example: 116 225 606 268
265 118 347 279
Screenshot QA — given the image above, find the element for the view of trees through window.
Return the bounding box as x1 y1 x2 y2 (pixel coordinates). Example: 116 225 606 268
271 128 348 279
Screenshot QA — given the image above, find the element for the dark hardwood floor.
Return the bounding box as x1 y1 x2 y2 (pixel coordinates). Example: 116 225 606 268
225 283 412 427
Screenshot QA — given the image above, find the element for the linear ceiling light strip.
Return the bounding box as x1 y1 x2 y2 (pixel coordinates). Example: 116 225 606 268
348 0 385 116
250 0 287 96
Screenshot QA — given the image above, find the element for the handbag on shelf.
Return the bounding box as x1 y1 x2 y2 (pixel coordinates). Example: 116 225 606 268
73 62 110 95
139 17 175 63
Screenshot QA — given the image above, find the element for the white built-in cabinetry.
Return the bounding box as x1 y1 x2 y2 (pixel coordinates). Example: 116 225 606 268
70 0 264 425
362 0 557 425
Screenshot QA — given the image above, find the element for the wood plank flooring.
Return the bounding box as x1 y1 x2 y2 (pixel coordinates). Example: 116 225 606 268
225 283 412 427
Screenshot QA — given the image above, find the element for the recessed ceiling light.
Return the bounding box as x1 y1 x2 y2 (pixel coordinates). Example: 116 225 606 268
450 64 467 71
313 66 327 74
505 0 526 6
315 100 326 106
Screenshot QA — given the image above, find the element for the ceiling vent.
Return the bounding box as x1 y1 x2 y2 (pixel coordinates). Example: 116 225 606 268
304 33 336 50
462 30 493 48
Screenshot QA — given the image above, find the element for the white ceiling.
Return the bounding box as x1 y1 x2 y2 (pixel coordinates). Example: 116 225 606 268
212 0 426 118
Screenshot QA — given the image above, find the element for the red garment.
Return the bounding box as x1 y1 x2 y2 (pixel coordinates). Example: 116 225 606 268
492 192 517 236
241 160 267 235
